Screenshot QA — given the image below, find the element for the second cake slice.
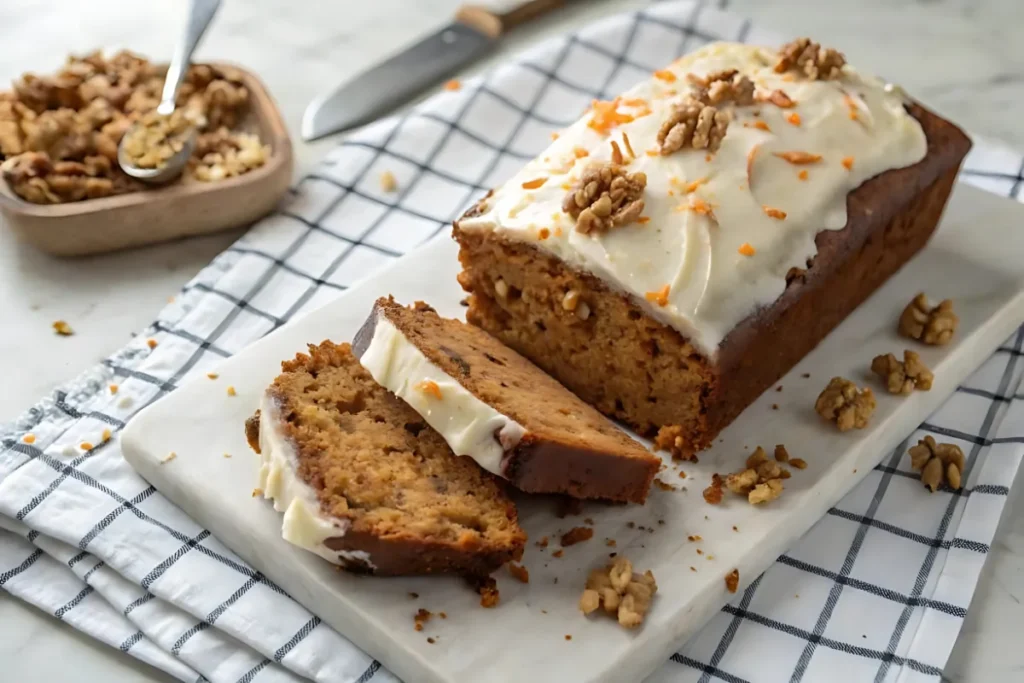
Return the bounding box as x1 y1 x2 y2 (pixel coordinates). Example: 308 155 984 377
353 297 660 503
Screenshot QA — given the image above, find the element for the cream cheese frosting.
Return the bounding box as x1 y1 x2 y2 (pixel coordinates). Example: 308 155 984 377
358 313 525 477
456 42 928 356
256 393 374 569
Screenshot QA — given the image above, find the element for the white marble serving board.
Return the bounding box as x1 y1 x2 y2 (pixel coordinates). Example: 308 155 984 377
122 182 1024 683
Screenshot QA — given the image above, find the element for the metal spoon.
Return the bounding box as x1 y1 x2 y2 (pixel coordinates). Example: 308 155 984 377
118 0 222 184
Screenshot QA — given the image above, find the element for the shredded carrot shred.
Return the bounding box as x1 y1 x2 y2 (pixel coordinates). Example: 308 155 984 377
622 133 635 159
587 98 635 134
751 120 771 132
574 147 589 158
637 216 651 224
763 206 787 220
22 434 35 445
521 177 547 189
645 285 671 307
444 80 461 91
787 112 801 126
684 177 708 194
842 156 854 170
538 228 551 240
416 380 443 399
738 243 756 256
773 151 822 165
654 69 677 83
798 170 809 181
551 131 560 140
690 197 713 216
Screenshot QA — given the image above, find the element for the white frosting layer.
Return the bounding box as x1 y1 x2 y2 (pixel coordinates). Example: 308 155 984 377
457 42 928 356
358 313 525 477
256 393 374 569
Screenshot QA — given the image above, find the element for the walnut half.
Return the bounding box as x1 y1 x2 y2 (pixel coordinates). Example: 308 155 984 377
657 96 730 155
562 162 646 235
775 38 846 80
723 446 788 505
815 377 875 431
898 293 958 345
871 350 934 394
908 435 964 492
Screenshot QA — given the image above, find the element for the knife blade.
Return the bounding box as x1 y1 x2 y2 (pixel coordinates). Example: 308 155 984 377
302 1 572 141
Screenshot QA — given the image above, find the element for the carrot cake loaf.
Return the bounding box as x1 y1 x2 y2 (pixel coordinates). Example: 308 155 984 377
453 39 970 458
245 340 526 576
353 297 660 503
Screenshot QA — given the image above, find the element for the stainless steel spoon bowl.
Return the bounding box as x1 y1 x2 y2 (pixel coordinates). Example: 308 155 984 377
118 0 221 185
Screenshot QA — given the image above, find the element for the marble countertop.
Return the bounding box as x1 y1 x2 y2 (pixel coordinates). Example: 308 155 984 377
0 0 1021 681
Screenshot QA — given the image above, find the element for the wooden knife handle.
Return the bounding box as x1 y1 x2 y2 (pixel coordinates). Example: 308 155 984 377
456 1 568 38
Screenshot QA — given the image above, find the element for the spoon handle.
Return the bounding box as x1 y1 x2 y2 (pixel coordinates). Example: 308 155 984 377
158 0 222 115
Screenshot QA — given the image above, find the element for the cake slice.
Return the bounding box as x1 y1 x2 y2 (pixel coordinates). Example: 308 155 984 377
245 340 526 576
352 297 661 503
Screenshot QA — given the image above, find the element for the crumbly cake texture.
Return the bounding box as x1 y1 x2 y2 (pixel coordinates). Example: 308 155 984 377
453 40 970 454
244 341 526 576
352 297 661 503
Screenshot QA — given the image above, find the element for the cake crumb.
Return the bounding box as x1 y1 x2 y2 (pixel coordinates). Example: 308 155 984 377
909 436 964 491
654 424 697 461
470 576 500 608
815 377 875 431
703 473 724 505
536 536 549 548
53 320 74 336
771 403 779 410
226 386 237 397
251 487 263 497
606 539 617 547
147 339 158 349
380 170 398 192
444 79 461 91
414 608 432 631
872 350 934 394
223 453 232 458
162 452 177 464
899 293 957 345
439 612 446 619
207 372 219 380
408 592 419 599
507 562 530 583
22 434 36 444
552 550 564 558
653 478 676 492
790 458 808 469
579 556 657 629
426 637 435 644
109 384 119 394
802 373 811 378
565 634 572 641
725 569 740 593
101 429 112 442
690 566 697 572
678 470 687 479
584 517 595 526
687 535 702 542
732 525 739 532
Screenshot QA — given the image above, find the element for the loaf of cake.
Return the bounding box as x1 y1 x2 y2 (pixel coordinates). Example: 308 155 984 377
245 341 526 576
353 297 661 503
453 39 971 458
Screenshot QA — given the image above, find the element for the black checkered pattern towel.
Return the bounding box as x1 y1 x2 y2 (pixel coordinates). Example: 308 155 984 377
2 2 1023 682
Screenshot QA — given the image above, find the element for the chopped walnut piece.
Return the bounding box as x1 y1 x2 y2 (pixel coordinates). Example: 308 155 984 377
580 556 657 629
775 38 847 80
696 69 755 106
560 527 594 547
749 479 784 504
189 128 269 182
657 96 730 155
757 89 795 108
815 377 876 431
774 445 790 462
562 162 647 235
871 350 934 394
654 424 696 461
725 569 740 593
721 446 788 505
119 109 193 170
413 608 432 631
898 294 958 345
909 436 964 492
52 320 74 336
379 170 397 192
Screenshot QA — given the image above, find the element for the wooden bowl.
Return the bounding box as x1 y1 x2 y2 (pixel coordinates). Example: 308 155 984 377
0 63 293 257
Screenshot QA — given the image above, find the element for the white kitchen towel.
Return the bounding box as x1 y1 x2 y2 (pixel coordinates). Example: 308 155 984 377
1 2 1023 682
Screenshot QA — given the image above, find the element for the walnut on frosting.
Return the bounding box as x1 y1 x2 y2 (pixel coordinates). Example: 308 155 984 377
690 69 755 106
775 38 846 80
657 96 729 155
562 162 646 234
